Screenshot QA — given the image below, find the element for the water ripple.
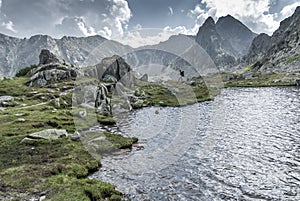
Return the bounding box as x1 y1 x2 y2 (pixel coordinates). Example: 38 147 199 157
91 87 300 200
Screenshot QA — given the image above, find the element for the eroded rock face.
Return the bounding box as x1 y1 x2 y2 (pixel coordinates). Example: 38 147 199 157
95 84 111 116
243 6 300 73
39 49 63 65
27 49 77 87
245 33 271 63
95 55 134 87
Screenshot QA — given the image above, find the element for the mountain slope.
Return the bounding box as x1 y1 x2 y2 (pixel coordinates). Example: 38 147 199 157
195 15 257 68
0 34 131 78
244 6 300 73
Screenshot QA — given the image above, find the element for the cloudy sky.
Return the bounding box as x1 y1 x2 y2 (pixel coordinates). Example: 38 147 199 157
0 0 299 47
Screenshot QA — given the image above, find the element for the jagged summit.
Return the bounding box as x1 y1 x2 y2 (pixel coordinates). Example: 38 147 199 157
203 17 215 26
195 14 257 69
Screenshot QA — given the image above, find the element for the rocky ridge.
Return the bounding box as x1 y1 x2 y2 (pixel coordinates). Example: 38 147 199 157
243 6 300 73
0 34 131 78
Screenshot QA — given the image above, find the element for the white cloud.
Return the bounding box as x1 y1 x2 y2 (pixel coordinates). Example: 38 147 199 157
188 0 299 35
101 0 132 38
115 26 191 48
55 16 96 37
168 6 174 16
2 21 17 33
76 17 96 36
98 26 112 38
280 2 300 19
0 0 132 39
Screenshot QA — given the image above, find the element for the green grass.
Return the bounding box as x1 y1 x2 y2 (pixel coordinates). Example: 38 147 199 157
286 53 300 64
15 64 38 77
241 61 257 74
136 80 212 107
223 72 298 87
0 77 136 200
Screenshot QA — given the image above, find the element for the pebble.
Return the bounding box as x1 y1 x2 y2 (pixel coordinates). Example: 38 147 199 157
17 118 26 122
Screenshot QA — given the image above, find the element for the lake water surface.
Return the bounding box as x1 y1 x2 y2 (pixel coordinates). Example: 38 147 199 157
91 87 300 200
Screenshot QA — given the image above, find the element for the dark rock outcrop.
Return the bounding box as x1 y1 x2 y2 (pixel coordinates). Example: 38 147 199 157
95 55 134 87
27 50 77 87
39 49 63 65
140 74 148 82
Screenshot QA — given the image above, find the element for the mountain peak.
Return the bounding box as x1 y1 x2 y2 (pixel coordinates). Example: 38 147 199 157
203 17 215 26
218 14 235 21
216 15 247 28
195 14 257 67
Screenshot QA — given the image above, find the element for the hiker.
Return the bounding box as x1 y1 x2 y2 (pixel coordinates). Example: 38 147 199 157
178 70 185 82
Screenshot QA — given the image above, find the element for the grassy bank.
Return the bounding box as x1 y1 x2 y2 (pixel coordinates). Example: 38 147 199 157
0 77 136 200
221 72 298 88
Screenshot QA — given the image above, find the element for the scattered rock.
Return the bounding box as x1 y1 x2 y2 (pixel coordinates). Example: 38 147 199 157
140 74 148 82
54 98 60 108
79 110 87 118
17 118 26 122
68 132 81 142
20 129 68 144
273 77 296 83
189 80 197 86
132 99 144 109
39 195 46 201
15 113 25 117
0 96 14 103
102 74 118 83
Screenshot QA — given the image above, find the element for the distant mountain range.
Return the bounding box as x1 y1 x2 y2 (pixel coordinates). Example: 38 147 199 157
0 6 299 79
0 34 131 78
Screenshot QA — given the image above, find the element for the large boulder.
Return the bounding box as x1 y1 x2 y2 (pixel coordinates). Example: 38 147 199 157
39 49 63 65
27 49 77 87
95 55 134 87
0 96 14 103
20 129 68 144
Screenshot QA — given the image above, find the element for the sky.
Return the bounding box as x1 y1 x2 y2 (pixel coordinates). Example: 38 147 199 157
0 0 299 47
